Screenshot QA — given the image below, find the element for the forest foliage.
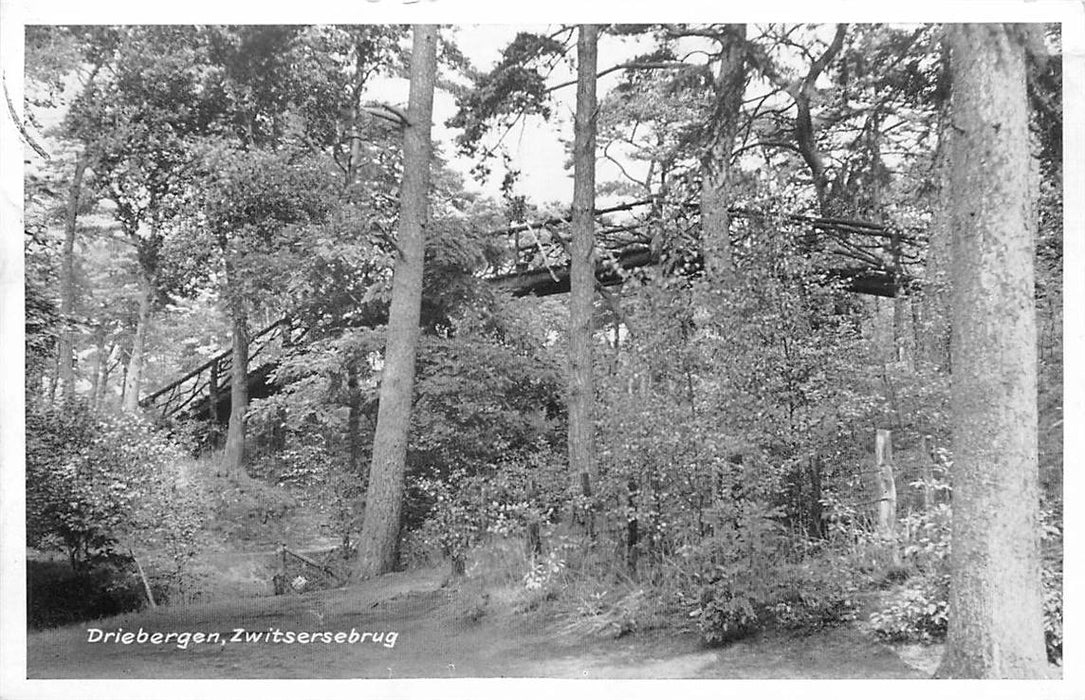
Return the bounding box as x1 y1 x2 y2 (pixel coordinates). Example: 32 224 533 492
21 23 1062 665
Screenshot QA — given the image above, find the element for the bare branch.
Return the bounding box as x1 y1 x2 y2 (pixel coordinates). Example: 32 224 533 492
362 103 410 128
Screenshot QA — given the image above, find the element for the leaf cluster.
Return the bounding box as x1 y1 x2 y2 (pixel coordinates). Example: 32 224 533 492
447 32 568 159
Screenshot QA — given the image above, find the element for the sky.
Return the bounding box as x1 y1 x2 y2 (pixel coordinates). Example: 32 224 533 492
362 24 656 209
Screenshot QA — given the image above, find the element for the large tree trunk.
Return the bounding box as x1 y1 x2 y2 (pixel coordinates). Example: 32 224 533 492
567 24 599 526
57 154 87 403
700 24 745 285
122 271 153 413
223 305 249 477
934 23 1047 679
354 24 437 579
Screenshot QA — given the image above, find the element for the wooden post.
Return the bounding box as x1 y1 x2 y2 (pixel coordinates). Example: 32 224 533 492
129 548 157 609
875 429 900 565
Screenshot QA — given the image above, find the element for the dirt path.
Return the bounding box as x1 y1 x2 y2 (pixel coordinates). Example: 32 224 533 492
27 568 930 679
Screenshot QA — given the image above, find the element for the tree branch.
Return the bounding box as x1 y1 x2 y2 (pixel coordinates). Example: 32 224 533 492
546 61 689 93
4 73 50 160
362 103 410 128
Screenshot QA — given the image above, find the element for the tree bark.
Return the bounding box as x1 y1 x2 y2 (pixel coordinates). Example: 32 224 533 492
934 23 1047 679
354 24 437 579
700 24 745 285
57 154 87 403
568 24 599 526
122 270 154 413
223 305 249 477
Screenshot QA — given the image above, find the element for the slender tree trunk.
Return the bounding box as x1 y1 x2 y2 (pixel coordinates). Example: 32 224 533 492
208 358 220 425
700 24 745 285
355 24 437 579
784 24 846 218
88 326 106 409
122 270 154 413
57 154 87 403
346 360 362 474
934 23 1047 679
45 355 59 404
223 305 249 477
567 24 599 526
100 341 118 409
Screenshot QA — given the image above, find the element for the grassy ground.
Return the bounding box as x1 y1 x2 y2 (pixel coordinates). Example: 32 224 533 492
28 565 931 679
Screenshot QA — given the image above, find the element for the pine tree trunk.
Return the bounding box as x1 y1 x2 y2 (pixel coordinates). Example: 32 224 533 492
700 24 745 285
354 24 437 579
567 24 599 525
122 271 153 413
223 306 249 477
57 154 87 403
934 23 1047 679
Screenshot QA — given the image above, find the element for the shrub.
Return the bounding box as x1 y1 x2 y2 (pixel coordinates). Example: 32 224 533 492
869 573 950 643
27 559 145 629
26 402 207 603
770 561 859 630
698 579 762 644
1042 565 1062 663
694 499 858 644
404 446 566 571
698 556 858 645
871 501 1063 664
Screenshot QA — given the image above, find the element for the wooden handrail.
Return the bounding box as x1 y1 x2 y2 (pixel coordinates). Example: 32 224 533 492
140 316 291 407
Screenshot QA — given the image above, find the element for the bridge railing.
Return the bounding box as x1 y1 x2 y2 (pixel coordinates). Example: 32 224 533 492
140 316 305 419
142 200 922 421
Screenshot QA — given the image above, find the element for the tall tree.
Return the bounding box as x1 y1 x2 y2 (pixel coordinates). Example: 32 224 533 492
700 24 746 284
55 153 87 403
199 147 335 477
221 259 251 474
355 25 438 578
202 26 301 468
64 27 212 412
568 24 599 523
934 23 1047 678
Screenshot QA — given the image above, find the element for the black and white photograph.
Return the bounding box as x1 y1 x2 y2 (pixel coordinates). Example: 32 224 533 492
1 1 1081 698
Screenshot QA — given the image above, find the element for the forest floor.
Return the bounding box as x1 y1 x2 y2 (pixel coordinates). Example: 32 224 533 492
27 564 936 679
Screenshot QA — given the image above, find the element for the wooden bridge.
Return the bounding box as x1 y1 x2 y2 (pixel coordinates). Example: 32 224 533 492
141 199 920 422
139 317 309 421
